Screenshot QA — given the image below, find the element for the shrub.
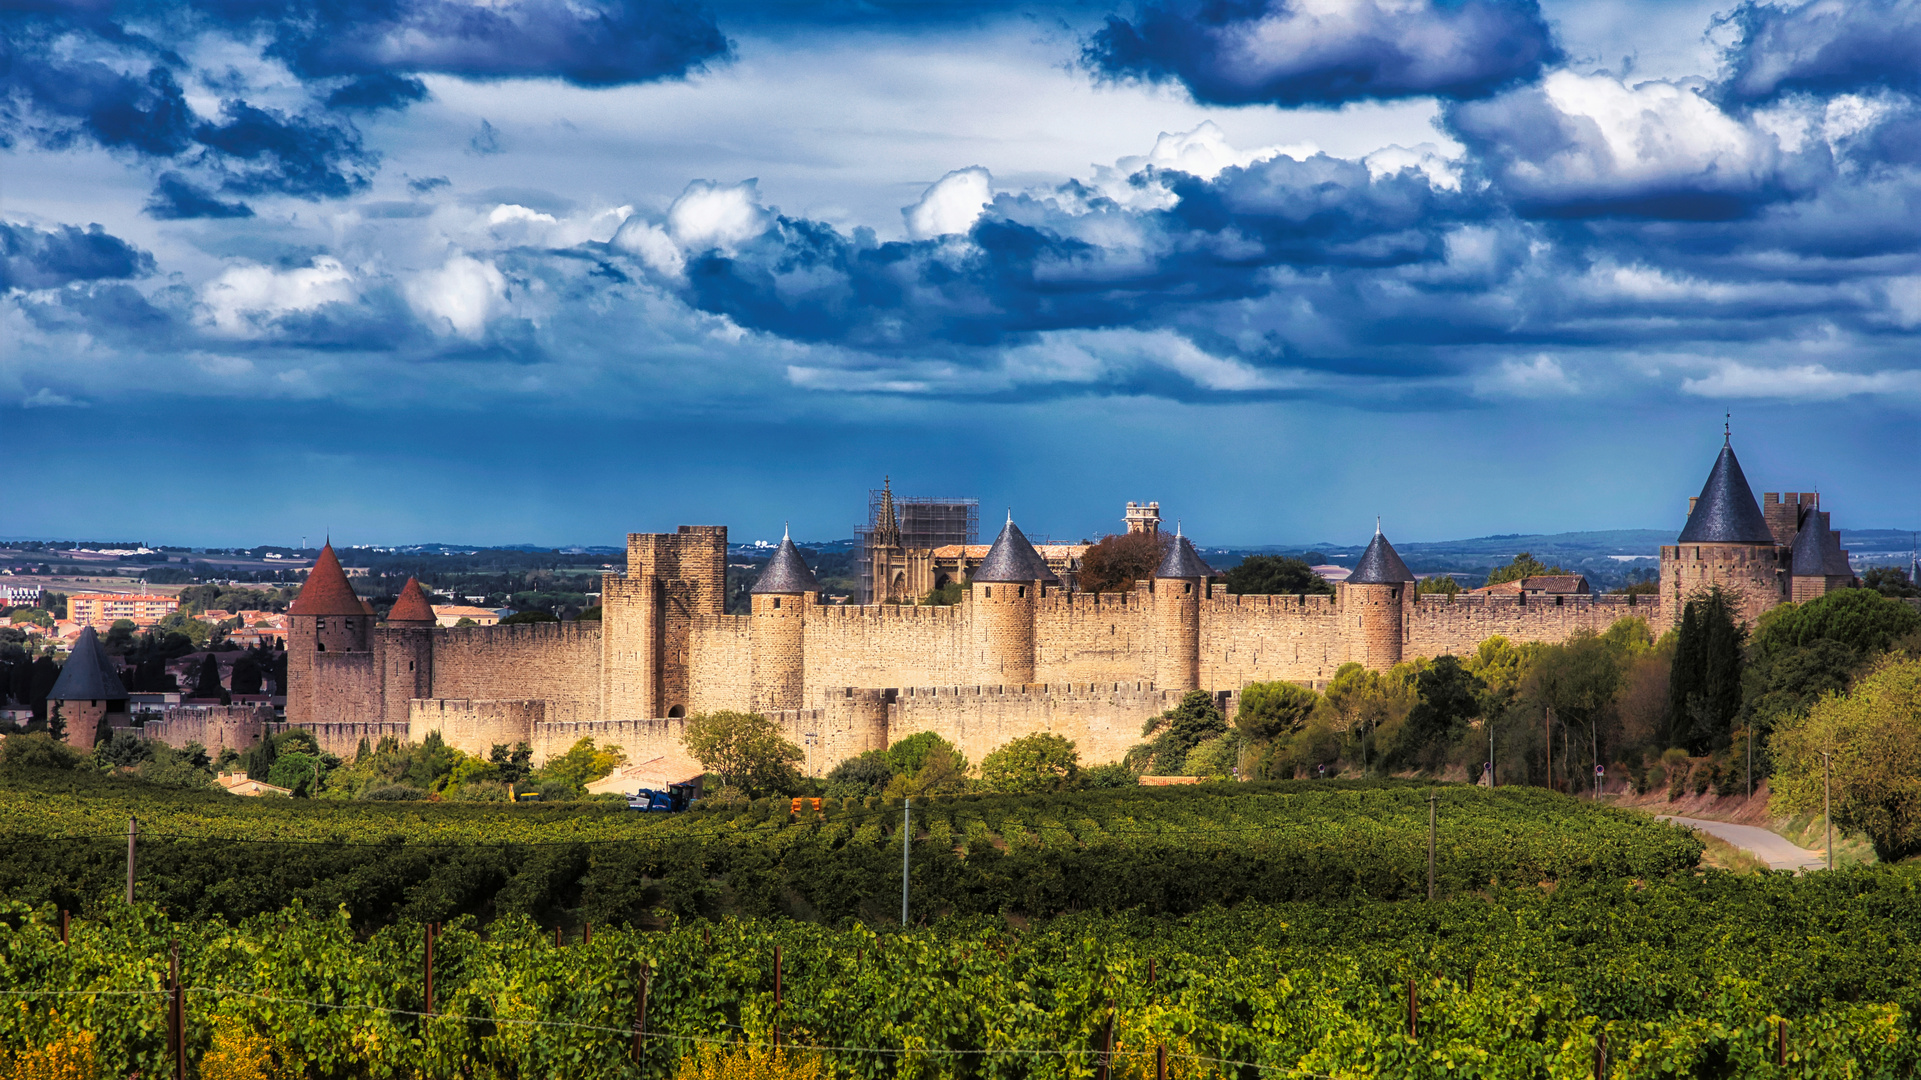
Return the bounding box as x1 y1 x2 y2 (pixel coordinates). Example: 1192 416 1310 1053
0 733 83 771
362 784 427 801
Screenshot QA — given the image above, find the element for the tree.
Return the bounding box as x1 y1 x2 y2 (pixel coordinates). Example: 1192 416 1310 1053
530 737 626 797
229 653 263 695
1321 663 1416 776
1769 657 1921 861
1128 690 1227 774
1485 552 1564 587
882 731 970 797
268 751 322 797
28 655 57 724
1667 588 1744 754
191 653 225 701
1862 567 1921 599
1416 576 1462 596
1077 532 1165 594
1395 655 1485 769
682 710 804 797
980 733 1080 794
454 617 479 628
824 751 894 798
102 619 137 655
1742 589 1921 751
500 610 559 625
1224 556 1332 596
1235 681 1322 742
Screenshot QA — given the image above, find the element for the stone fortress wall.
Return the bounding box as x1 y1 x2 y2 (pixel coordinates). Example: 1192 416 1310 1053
149 439 1867 779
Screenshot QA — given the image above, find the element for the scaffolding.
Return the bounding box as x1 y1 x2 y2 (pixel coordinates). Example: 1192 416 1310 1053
857 491 979 604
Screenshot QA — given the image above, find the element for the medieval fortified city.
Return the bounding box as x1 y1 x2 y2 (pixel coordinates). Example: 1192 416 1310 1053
10 0 1921 1071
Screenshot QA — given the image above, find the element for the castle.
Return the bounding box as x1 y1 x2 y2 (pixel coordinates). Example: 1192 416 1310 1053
126 436 1858 775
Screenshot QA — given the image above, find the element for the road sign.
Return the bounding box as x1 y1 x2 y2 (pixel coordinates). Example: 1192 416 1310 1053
1595 765 1606 776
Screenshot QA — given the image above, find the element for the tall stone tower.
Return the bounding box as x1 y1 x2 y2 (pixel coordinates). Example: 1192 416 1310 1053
1659 436 1785 627
600 525 727 722
1788 503 1856 602
46 625 127 751
1153 527 1211 692
751 529 818 712
1343 524 1415 672
379 576 437 726
969 514 1057 685
286 542 371 727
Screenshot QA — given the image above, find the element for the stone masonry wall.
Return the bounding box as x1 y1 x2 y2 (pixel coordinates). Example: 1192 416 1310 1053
1033 588 1157 684
1404 593 1660 658
687 614 752 715
427 622 602 717
311 651 381 725
1199 591 1347 688
263 720 409 759
883 682 1182 767
801 603 970 698
143 704 270 756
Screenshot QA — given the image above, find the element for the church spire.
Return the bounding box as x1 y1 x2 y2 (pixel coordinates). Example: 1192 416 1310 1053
874 477 900 548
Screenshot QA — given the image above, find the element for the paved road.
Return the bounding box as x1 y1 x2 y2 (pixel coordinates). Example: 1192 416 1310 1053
1659 815 1826 871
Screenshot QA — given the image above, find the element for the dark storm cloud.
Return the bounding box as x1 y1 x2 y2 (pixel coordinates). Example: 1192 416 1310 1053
1083 0 1558 106
143 174 255 219
1 0 729 206
671 155 1477 351
0 222 155 291
1721 0 1921 102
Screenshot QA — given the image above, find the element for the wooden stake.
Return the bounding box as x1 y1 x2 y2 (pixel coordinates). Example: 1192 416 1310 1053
1156 1044 1167 1080
1097 1005 1113 1080
424 923 436 1017
169 940 184 1080
773 945 783 1051
1594 1030 1607 1079
1777 1019 1787 1066
1407 979 1418 1040
556 925 564 948
633 967 651 1062
584 923 592 946
59 909 68 945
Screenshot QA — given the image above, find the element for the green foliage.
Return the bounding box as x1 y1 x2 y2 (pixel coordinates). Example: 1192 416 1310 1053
1770 657 1921 861
1668 587 1745 754
1415 575 1462 596
881 731 969 798
0 769 1702 927
499 610 559 625
154 610 213 649
1484 551 1564 586
8 607 54 629
1128 690 1227 774
576 604 604 620
1181 731 1243 777
10 875 1921 1076
1393 654 1484 769
1863 566 1921 598
1743 588 1921 742
101 619 138 655
920 579 965 606
266 752 321 797
682 710 804 798
1223 555 1332 596
979 732 1080 794
0 733 83 771
822 751 893 798
1234 680 1321 742
530 737 626 799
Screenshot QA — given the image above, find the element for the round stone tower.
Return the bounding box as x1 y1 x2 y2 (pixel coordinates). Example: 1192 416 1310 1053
970 514 1057 685
1343 523 1415 672
1153 526 1212 692
380 576 437 724
1658 435 1788 627
286 542 371 727
45 625 127 751
750 529 817 713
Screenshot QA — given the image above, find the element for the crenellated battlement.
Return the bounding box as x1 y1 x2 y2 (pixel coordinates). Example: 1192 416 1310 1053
431 620 603 646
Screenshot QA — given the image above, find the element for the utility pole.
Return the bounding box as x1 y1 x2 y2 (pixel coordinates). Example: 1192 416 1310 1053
901 796 911 925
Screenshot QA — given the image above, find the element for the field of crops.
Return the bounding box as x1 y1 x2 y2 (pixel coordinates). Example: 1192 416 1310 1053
0 768 1702 926
4 868 1916 1079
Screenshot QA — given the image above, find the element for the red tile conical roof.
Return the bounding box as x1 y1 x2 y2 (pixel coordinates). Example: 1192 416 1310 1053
290 543 367 616
387 577 436 624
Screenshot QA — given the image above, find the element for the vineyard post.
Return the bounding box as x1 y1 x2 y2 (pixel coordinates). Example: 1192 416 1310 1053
633 966 651 1062
773 944 783 1052
1407 979 1418 1040
169 940 184 1080
584 923 592 945
556 926 564 948
1776 1019 1787 1066
126 816 137 904
1593 1030 1607 1079
1823 751 1833 872
424 923 436 1017
59 908 68 945
1150 957 1165 1080
1096 1003 1113 1080
901 796 911 926
1427 790 1437 902
1544 708 1551 791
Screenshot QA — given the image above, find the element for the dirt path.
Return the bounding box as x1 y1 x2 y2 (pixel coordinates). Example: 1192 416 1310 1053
1658 815 1826 871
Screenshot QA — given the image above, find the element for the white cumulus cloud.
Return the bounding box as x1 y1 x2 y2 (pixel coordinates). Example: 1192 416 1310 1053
406 254 507 339
198 257 357 336
1475 354 1580 398
904 166 993 240
667 179 772 252
1682 361 1921 400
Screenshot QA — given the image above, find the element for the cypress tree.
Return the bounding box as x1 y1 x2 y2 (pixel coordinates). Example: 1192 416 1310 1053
1667 588 1745 754
192 653 225 701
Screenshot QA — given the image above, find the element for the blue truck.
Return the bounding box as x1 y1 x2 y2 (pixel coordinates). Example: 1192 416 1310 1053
627 778 701 813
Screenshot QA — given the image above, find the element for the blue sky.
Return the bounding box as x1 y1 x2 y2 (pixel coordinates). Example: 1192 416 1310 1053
3 0 1917 548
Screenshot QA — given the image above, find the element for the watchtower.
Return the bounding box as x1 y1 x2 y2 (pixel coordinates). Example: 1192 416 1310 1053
751 529 817 712
970 515 1055 684
379 576 437 725
286 542 372 727
1153 527 1211 692
1659 436 1786 627
1343 523 1415 672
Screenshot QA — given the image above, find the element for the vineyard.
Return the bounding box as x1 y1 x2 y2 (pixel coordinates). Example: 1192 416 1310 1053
4 868 1918 1079
0 768 1702 926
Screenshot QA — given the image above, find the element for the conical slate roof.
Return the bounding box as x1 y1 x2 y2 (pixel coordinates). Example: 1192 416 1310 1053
1790 509 1831 576
47 626 127 702
751 532 820 594
1677 441 1775 544
290 543 367 616
971 517 1059 583
1823 530 1853 578
1348 528 1416 585
387 577 436 623
1155 531 1213 579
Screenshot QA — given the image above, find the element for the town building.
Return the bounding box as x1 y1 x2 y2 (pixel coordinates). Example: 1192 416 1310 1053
66 592 178 629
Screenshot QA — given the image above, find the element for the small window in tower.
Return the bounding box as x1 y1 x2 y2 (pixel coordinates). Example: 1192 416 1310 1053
984 587 992 598
773 597 782 609
409 660 416 671
1018 586 1026 598
317 642 326 651
317 619 326 629
1184 583 1192 594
